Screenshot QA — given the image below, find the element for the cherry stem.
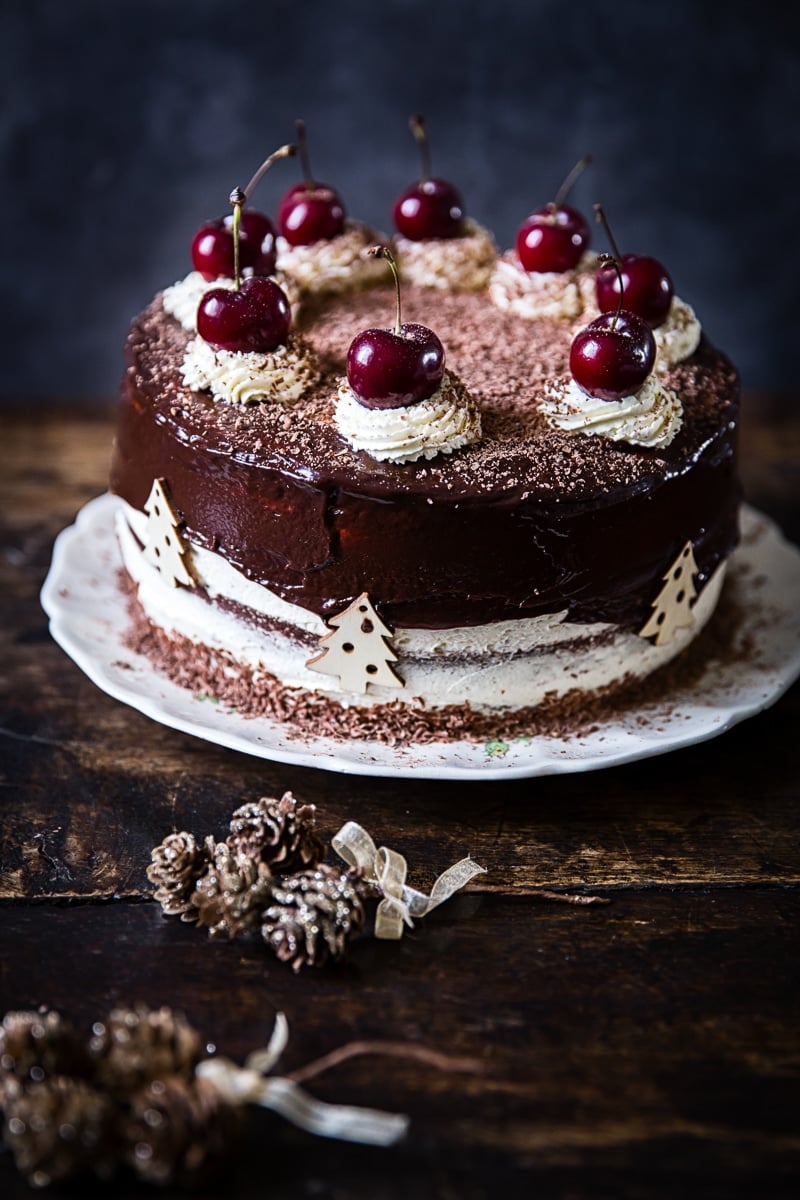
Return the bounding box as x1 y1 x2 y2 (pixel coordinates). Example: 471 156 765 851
553 154 592 207
410 112 432 182
242 143 296 204
367 244 402 335
229 187 246 291
295 119 314 190
598 252 625 331
593 203 623 261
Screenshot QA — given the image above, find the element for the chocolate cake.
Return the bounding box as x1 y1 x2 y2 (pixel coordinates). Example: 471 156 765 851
109 240 741 741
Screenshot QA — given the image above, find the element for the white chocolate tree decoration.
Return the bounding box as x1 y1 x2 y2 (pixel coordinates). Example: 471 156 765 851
143 478 195 588
307 593 404 694
639 540 699 646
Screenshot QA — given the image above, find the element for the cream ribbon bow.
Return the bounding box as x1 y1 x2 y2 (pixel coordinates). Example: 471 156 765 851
331 820 487 940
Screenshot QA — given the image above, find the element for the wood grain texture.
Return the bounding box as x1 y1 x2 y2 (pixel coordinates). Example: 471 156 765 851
1 402 799 1198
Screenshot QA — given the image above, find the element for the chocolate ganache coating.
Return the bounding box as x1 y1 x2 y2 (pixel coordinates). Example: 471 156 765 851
109 284 741 629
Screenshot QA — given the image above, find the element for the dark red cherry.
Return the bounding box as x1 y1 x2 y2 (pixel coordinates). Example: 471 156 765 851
347 323 445 410
392 113 464 241
277 120 346 247
596 253 674 328
278 180 346 246
191 209 277 281
197 276 291 353
569 310 656 401
514 156 592 274
393 178 464 241
516 203 590 273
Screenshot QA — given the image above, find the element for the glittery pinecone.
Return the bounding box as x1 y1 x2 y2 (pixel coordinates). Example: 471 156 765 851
89 1004 204 1096
3 1076 117 1187
190 839 273 939
261 864 366 971
147 830 210 920
0 1009 91 1104
227 792 325 873
122 1074 242 1187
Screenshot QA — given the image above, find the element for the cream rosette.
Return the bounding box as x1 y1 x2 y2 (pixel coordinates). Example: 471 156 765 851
275 221 387 295
489 249 598 320
181 335 318 406
393 220 498 291
335 370 481 464
540 374 683 449
653 297 702 370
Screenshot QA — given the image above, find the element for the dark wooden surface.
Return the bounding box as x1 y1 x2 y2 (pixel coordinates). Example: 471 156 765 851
1 398 799 1199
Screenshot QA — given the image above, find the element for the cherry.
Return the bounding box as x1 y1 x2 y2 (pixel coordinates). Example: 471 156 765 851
189 143 295 281
346 246 444 409
515 156 592 273
594 205 674 328
197 276 291 353
191 209 276 281
392 113 464 241
569 255 656 400
196 188 291 353
277 120 346 246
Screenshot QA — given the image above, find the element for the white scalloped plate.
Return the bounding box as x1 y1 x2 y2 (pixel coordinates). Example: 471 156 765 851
40 495 800 780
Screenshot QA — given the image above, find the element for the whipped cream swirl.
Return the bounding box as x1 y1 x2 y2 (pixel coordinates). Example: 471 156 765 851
181 335 318 405
654 296 702 369
540 374 683 449
394 220 498 291
162 270 301 331
335 371 481 464
276 220 387 295
489 250 598 320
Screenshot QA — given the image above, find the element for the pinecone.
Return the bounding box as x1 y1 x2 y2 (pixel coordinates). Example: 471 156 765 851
227 792 325 873
3 1076 117 1187
89 1004 204 1096
147 830 210 919
190 840 273 939
122 1074 242 1187
0 1009 91 1105
261 864 366 971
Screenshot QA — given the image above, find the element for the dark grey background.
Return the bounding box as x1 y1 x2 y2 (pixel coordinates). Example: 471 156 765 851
3 0 799 401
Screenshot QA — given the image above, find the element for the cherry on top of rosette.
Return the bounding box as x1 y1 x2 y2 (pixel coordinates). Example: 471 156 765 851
514 155 593 274
277 119 347 247
593 203 675 329
192 144 298 354
346 246 445 410
392 113 467 242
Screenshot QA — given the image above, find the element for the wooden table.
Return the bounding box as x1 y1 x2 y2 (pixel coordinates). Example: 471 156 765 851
1 398 798 1199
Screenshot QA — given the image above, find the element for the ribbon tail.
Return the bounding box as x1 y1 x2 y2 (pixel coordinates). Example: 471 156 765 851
258 1076 410 1146
424 858 488 915
374 897 409 940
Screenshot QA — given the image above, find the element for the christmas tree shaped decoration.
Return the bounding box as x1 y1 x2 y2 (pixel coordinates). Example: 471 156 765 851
143 478 195 588
639 540 699 646
306 593 403 694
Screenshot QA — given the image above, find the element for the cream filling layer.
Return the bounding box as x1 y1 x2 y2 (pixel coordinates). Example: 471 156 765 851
393 220 498 291
489 250 598 319
334 371 481 464
180 335 318 405
118 499 724 711
540 374 683 449
275 221 387 294
161 270 301 330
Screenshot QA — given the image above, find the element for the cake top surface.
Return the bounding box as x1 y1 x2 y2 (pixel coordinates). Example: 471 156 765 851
127 281 738 504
